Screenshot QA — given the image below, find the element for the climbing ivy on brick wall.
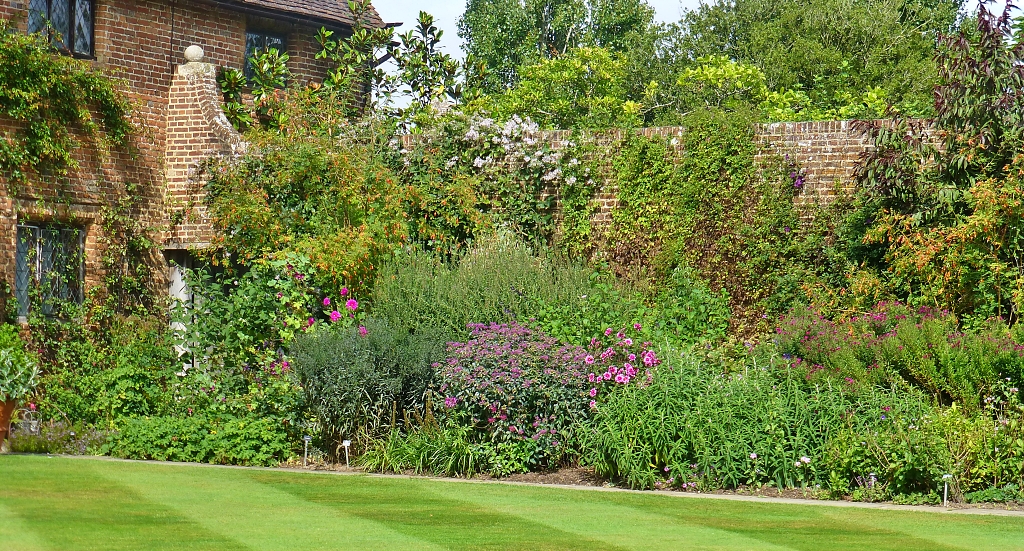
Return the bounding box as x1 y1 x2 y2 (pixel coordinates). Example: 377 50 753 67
0 19 132 185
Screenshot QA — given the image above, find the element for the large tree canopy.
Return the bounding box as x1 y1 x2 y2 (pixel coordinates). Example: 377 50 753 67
458 0 655 93
676 0 966 114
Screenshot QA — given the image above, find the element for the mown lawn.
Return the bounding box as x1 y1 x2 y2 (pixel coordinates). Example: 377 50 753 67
2 455 1023 551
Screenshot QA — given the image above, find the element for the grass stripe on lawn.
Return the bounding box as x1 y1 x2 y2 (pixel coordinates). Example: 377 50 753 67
422 480 799 551
95 460 447 551
0 455 249 550
0 501 50 551
251 470 624 550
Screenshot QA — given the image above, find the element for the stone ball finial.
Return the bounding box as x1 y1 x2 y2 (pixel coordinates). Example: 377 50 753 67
184 45 205 63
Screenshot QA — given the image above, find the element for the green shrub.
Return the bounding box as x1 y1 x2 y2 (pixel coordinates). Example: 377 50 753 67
104 414 292 466
372 235 599 340
0 325 38 402
775 303 1024 410
290 317 445 454
584 348 934 491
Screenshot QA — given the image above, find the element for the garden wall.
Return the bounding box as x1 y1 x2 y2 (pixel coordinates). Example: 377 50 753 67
515 120 876 227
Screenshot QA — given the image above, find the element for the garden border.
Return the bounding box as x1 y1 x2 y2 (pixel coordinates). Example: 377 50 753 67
40 454 1024 518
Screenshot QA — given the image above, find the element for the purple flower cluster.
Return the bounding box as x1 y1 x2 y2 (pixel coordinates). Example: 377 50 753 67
775 302 1024 395
436 322 661 463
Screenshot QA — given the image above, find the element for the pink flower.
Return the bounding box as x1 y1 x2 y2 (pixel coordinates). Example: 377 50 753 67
615 374 626 383
628 354 636 361
623 338 633 346
28 403 36 411
634 323 642 330
589 400 597 409
588 373 596 382
584 355 595 364
346 299 359 311
605 328 614 336
330 310 342 322
307 317 315 327
323 297 331 306
340 287 349 296
444 396 457 408
358 326 368 337
509 425 517 432
589 388 597 397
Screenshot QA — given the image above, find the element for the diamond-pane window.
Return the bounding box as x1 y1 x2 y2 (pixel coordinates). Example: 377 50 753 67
15 224 84 321
73 0 92 55
26 0 94 57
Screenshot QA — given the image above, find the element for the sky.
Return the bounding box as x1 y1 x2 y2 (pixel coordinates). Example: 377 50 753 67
371 0 1009 60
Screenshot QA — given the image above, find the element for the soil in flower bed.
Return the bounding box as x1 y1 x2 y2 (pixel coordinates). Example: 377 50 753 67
479 467 605 486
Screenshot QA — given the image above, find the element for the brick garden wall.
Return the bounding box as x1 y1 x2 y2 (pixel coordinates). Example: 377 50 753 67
417 121 879 228
0 0 338 320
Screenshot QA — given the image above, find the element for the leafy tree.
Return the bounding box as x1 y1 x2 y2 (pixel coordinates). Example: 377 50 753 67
390 12 462 112
458 0 654 93
837 3 1024 322
677 0 965 116
476 46 644 128
676 55 889 121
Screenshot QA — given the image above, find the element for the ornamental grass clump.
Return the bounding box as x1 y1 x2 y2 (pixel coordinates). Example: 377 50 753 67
437 321 658 475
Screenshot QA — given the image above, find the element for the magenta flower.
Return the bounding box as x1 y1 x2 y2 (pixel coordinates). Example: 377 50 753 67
444 396 458 408
509 425 517 432
634 323 642 331
323 297 331 306
307 317 315 327
340 287 349 296
330 310 342 322
346 299 359 311
588 373 596 382
584 355 595 364
623 338 633 346
605 328 614 336
615 374 626 383
589 400 597 409
589 387 597 397
358 326 368 337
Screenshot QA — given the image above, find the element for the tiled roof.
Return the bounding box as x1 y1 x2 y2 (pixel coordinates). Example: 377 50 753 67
215 0 385 29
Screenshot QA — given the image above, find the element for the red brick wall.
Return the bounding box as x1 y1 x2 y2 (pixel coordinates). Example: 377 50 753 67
0 0 339 320
402 122 884 228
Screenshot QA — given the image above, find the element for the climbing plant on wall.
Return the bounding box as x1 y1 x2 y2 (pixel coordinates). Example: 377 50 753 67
0 19 132 185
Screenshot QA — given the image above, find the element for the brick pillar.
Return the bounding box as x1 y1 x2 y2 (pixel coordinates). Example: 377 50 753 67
163 50 245 251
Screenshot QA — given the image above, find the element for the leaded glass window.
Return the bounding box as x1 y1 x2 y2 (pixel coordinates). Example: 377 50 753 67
27 0 94 57
15 224 85 321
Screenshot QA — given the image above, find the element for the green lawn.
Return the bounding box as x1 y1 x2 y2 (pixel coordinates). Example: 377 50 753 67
2 455 1023 551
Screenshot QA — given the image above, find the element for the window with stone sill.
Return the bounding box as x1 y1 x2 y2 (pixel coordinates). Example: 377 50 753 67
15 223 85 322
244 30 287 81
28 0 95 58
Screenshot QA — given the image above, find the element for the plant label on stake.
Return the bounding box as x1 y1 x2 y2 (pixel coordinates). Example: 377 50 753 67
303 435 312 467
343 440 351 468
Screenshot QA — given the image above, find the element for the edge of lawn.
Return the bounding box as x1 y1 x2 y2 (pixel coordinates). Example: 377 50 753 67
15 453 1024 518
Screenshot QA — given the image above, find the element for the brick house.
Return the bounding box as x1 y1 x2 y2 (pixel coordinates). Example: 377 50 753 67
0 0 385 322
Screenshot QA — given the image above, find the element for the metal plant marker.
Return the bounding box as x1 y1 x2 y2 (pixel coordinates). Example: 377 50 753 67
303 435 312 467
943 474 953 507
